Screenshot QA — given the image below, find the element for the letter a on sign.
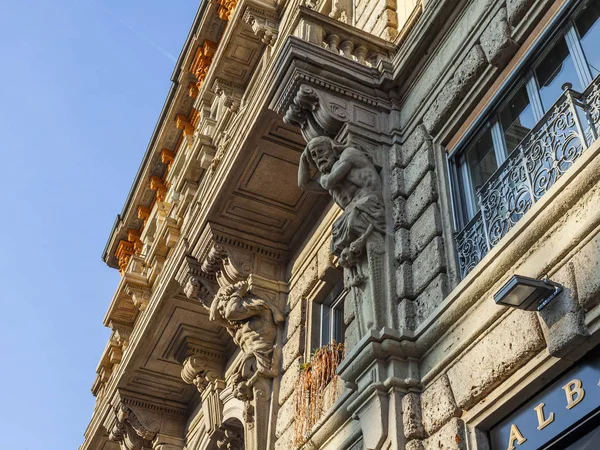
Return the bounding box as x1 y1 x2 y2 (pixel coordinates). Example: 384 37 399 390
507 424 526 450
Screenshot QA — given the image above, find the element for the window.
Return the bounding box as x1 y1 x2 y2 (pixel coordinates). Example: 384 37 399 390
312 280 346 351
451 0 600 227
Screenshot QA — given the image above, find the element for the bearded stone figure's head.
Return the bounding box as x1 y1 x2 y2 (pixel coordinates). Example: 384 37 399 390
306 136 338 173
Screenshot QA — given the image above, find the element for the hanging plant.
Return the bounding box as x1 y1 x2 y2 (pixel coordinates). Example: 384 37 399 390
293 342 344 447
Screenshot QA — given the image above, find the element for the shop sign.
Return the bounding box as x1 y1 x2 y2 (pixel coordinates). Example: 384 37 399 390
489 352 600 449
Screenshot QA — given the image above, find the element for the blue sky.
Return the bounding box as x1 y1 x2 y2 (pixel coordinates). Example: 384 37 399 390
0 1 199 448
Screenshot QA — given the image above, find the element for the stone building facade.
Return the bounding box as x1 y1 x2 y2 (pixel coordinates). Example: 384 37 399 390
80 0 600 448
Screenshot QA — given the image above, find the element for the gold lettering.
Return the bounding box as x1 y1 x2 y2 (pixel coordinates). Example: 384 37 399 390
507 424 527 450
562 379 585 409
534 402 555 430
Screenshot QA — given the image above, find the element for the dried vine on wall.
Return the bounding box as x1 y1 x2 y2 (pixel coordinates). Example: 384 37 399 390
293 342 344 447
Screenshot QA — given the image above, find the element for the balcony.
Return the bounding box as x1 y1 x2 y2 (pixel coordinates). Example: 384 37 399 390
456 77 600 278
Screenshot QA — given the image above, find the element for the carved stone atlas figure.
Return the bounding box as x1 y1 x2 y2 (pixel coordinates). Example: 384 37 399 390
209 280 284 391
298 136 386 285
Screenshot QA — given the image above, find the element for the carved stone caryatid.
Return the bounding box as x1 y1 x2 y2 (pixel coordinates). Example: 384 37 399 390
210 280 284 387
298 135 385 332
108 403 159 450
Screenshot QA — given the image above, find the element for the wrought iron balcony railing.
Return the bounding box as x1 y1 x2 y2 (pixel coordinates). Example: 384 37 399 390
456 80 600 279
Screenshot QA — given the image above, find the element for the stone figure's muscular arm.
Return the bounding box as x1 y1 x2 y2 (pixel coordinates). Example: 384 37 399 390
298 151 328 193
223 296 271 321
319 155 353 190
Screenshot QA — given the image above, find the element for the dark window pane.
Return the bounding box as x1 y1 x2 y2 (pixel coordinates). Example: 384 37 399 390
320 304 331 347
332 306 344 344
576 0 600 79
465 127 497 198
564 425 600 449
535 37 581 110
499 85 536 154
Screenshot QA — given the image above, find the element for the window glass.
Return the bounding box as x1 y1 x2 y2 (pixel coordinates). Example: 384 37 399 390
563 424 600 449
535 37 581 110
320 304 331 348
463 127 498 209
576 0 600 78
499 85 536 154
316 281 345 349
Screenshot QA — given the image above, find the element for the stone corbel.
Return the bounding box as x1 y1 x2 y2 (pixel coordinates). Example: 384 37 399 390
109 321 133 350
124 277 152 312
243 6 278 46
281 84 350 141
107 402 160 450
212 79 244 114
175 256 218 308
105 391 187 450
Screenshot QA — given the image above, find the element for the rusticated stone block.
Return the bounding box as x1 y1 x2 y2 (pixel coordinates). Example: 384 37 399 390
283 326 304 371
396 261 413 299
274 419 294 450
279 357 302 405
345 317 360 351
317 240 336 281
411 237 446 297
288 259 318 309
423 45 487 134
480 8 518 67
395 227 411 263
406 440 425 450
393 196 408 230
389 143 403 168
391 166 403 199
414 274 449 326
276 391 296 438
573 232 600 310
423 418 467 450
400 125 432 168
285 298 306 340
539 262 589 362
421 374 461 435
447 312 544 409
410 203 442 260
399 297 416 331
405 171 438 226
507 0 536 26
402 393 426 440
402 141 435 198
344 298 355 325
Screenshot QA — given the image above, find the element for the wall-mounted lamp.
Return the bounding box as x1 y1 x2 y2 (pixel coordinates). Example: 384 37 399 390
494 275 563 311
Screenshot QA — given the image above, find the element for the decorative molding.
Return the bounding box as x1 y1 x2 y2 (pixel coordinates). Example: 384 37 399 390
108 403 159 450
217 427 244 450
190 40 218 88
217 0 238 21
116 240 135 275
243 6 278 46
137 205 151 226
188 82 199 99
149 176 167 203
160 148 175 170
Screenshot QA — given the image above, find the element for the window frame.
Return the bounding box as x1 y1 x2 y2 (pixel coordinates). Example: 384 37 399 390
449 0 600 230
309 278 347 353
